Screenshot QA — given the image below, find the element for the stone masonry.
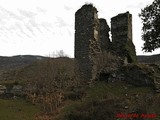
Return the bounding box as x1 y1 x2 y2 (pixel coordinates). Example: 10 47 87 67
99 18 111 53
75 4 101 81
75 4 137 81
111 12 137 63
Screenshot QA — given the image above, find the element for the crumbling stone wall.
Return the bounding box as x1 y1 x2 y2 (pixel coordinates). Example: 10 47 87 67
111 12 137 63
75 5 137 81
99 18 111 53
74 5 160 93
75 4 101 81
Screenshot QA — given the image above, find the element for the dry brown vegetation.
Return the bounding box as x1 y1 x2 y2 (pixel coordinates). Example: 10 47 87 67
26 57 75 113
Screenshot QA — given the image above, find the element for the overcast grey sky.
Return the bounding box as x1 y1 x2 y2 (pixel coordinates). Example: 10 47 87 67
0 0 159 57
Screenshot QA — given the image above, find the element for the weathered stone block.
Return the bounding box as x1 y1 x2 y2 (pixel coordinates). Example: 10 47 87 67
122 64 160 89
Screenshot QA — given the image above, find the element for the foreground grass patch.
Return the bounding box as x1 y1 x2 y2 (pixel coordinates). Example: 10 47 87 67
0 99 40 120
56 81 157 120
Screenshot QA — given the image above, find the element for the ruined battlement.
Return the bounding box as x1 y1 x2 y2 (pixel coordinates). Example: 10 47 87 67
75 4 137 81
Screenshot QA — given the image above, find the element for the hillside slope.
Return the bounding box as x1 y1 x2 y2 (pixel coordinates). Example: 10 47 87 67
0 57 74 84
137 54 160 65
0 54 159 72
0 55 159 119
0 55 47 72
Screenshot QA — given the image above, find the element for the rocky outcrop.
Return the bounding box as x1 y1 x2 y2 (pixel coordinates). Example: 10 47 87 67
97 61 160 92
122 64 160 92
96 52 124 82
122 64 155 86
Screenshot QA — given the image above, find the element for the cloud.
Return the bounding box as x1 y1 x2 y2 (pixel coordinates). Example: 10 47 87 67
18 9 37 18
0 7 33 38
0 6 22 20
29 19 42 33
15 22 31 37
41 22 53 32
126 1 153 10
17 9 54 34
126 3 144 9
36 7 47 14
24 23 35 36
64 5 72 11
0 6 53 39
67 29 72 37
55 16 69 28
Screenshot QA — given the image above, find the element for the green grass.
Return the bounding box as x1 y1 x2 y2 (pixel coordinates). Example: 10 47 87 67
56 81 156 120
87 81 153 98
0 99 40 120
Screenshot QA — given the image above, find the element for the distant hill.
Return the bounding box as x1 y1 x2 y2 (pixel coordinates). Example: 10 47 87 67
0 53 159 83
0 54 159 72
0 57 74 84
0 55 47 71
137 54 160 65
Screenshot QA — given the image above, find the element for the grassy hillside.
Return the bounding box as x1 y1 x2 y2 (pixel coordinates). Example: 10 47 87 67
0 55 47 72
0 57 75 120
0 81 160 120
0 99 40 120
0 55 48 85
0 55 159 119
0 57 74 85
56 81 160 120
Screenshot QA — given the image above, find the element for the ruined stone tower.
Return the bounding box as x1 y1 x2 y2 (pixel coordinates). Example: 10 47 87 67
75 5 137 81
99 18 111 53
111 12 137 63
75 4 101 81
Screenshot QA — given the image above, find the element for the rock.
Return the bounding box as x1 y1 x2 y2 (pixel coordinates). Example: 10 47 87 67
122 64 160 92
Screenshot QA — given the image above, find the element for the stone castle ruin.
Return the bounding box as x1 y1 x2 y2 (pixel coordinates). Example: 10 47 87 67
75 4 137 81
